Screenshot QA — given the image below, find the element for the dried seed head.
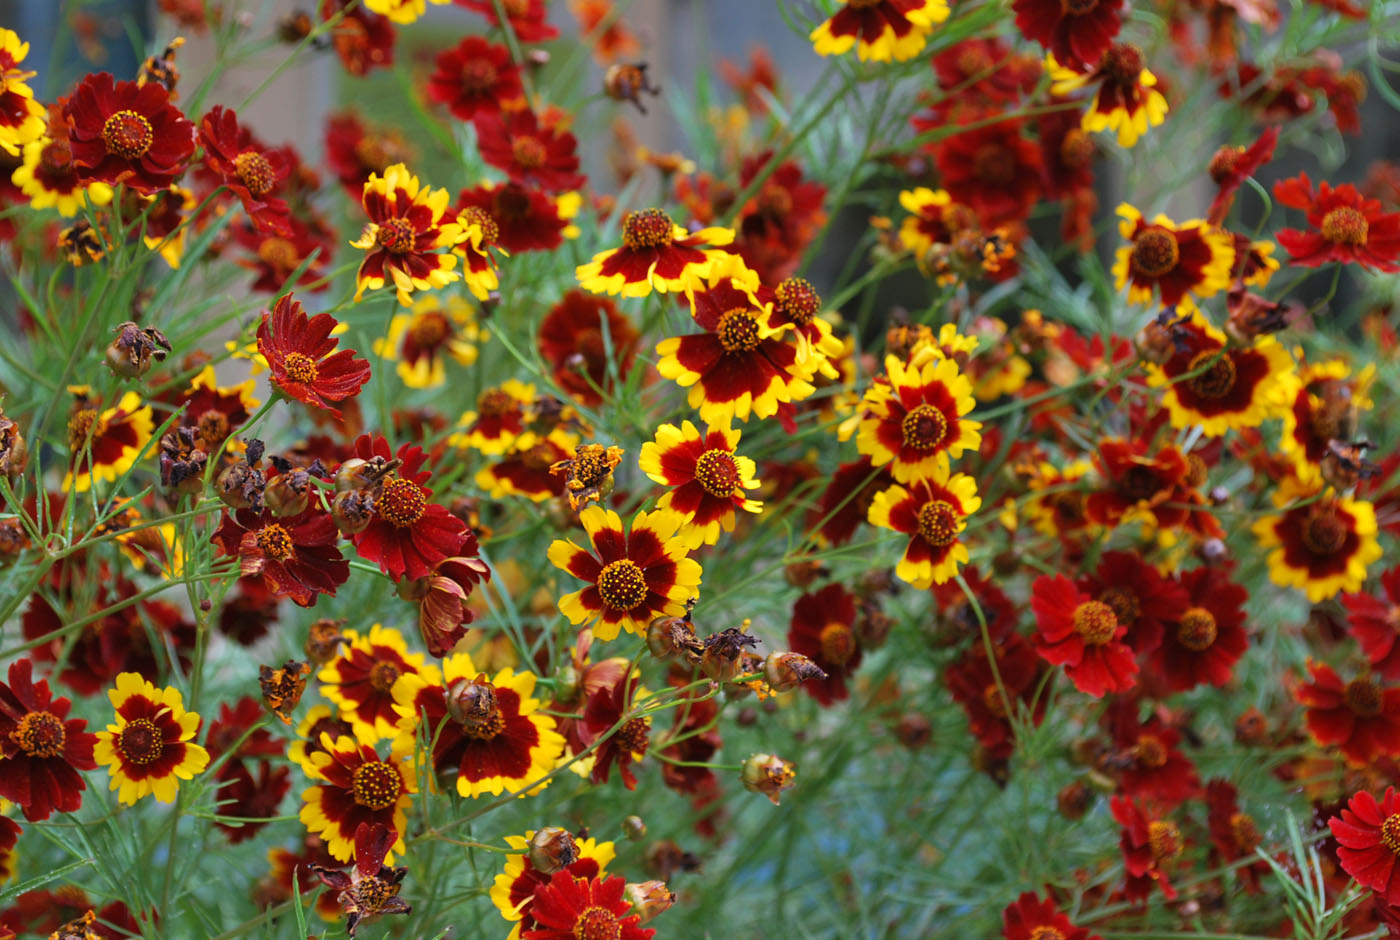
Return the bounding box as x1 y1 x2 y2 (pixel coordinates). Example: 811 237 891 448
526 827 579 875
622 881 674 924
762 651 828 692
741 752 797 805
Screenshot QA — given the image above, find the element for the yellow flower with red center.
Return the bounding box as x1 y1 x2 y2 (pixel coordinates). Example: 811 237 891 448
317 625 429 743
475 428 580 502
490 830 616 940
63 388 155 493
93 673 209 805
856 347 981 483
13 136 114 216
350 163 461 306
299 733 416 863
1048 44 1168 148
1280 359 1373 482
373 295 487 389
640 421 763 548
1113 205 1236 307
1253 477 1382 603
897 188 971 261
548 506 703 641
810 0 949 63
450 380 536 456
391 653 565 798
0 30 44 156
868 468 980 588
575 207 734 297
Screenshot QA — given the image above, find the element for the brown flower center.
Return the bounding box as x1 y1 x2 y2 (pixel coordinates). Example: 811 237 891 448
1148 819 1183 862
616 717 651 754
102 109 154 159
376 217 417 254
621 208 674 249
368 661 401 693
1208 145 1245 183
118 717 165 765
973 143 1016 186
1345 677 1383 717
916 499 959 547
1101 43 1144 83
12 710 66 758
1229 811 1261 852
1072 600 1118 645
1321 206 1368 246
955 44 994 76
351 760 401 810
459 58 499 94
597 559 648 611
775 277 821 326
1060 128 1095 168
40 138 74 171
1186 349 1237 399
982 683 1009 718
281 351 320 384
1098 587 1140 627
901 404 948 452
1382 814 1400 854
573 906 623 940
1029 929 1066 940
694 448 741 497
1061 0 1100 13
716 308 762 352
258 236 298 269
256 524 296 562
478 388 515 418
1135 734 1167 768
512 135 547 169
459 205 499 246
819 622 855 666
1131 228 1180 278
352 876 398 916
1177 607 1218 651
233 151 275 197
1301 504 1348 555
67 409 99 451
195 409 231 449
409 312 450 349
377 476 427 528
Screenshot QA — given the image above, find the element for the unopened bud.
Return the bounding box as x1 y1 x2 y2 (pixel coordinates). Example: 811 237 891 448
646 615 699 661
1057 780 1092 820
893 712 932 749
335 455 396 493
0 409 27 480
622 815 646 841
762 652 827 692
741 753 796 805
304 618 347 664
216 460 264 511
527 827 578 875
622 881 674 924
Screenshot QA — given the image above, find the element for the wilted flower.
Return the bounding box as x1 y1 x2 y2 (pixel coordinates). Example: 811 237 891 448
741 752 796 804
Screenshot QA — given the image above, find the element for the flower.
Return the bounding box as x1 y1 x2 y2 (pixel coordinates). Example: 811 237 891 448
521 872 654 940
1084 437 1221 538
205 696 291 843
300 733 415 863
809 0 949 63
1299 662 1400 766
0 29 44 156
350 162 461 306
933 116 1044 227
1113 205 1236 306
1280 359 1371 482
897 187 968 260
1105 701 1200 806
580 673 653 789
1207 127 1279 224
1031 574 1138 697
174 364 260 453
868 470 980 589
325 110 412 196
786 583 862 706
0 659 98 820
548 506 703 642
856 348 981 483
232 216 333 294
402 549 492 657
453 204 505 300
93 672 209 805
1049 44 1168 148
452 380 536 455
1149 566 1249 692
1328 787 1400 906
199 105 292 234
474 109 585 193
490 831 616 940
1077 550 1189 655
458 0 559 41
63 72 194 194
476 430 577 502
1253 480 1382 602
212 506 350 607
391 652 565 798
1002 892 1099 940
372 294 485 389
13 135 114 216
64 389 155 493
639 422 762 548
945 635 1044 757
310 822 412 936
1274 171 1400 272
347 434 469 581
365 0 449 23
257 294 371 420
457 182 581 254
1204 780 1267 890
537 290 639 406
318 624 430 742
1013 0 1124 70
1111 796 1180 901
1344 566 1400 679
575 208 734 297
321 0 396 76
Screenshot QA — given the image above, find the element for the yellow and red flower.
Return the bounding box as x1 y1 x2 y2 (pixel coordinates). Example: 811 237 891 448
1253 478 1382 602
0 30 44 156
1113 205 1235 307
13 134 114 216
299 733 415 863
1280 358 1371 481
1049 44 1168 148
490 830 616 940
1012 0 1124 70
1274 171 1400 272
318 624 429 742
257 293 372 421
576 207 733 298
856 348 980 483
351 162 460 306
897 187 970 260
93 672 209 805
475 429 578 503
452 380 536 455
365 0 450 25
372 294 485 389
868 469 980 588
63 71 194 194
0 659 98 821
537 290 639 406
548 506 703 642
64 388 154 493
639 421 762 548
809 0 949 63
452 204 505 301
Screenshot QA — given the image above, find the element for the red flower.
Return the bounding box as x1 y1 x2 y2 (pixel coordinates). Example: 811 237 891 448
581 673 650 789
933 116 1043 227
1105 700 1200 807
786 583 862 706
1205 779 1267 891
1149 565 1249 693
325 110 413 197
1111 796 1180 902
807 456 894 547
348 434 468 581
474 109 585 194
402 546 492 657
0 659 98 821
427 37 523 121
1031 574 1138 698
310 822 411 936
205 696 291 843
522 872 654 940
232 215 333 293
257 294 372 420
458 182 577 254
457 0 559 41
945 635 1044 757
732 150 827 282
1002 892 1098 940
1328 787 1400 906
1207 127 1279 224
1077 550 1189 655
1274 172 1400 272
1085 437 1223 538
64 72 194 194
1300 661 1400 766
213 506 350 607
1013 0 1124 70
199 105 292 234
537 290 639 406
321 0 396 76
1344 566 1400 679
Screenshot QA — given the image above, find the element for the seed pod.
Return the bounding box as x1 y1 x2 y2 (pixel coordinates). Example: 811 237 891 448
217 460 264 511
105 321 171 379
264 467 311 517
304 618 347 665
741 753 796 805
622 815 646 842
646 615 700 662
446 674 499 731
622 881 674 923
332 489 375 536
0 408 27 480
763 652 827 693
527 827 578 875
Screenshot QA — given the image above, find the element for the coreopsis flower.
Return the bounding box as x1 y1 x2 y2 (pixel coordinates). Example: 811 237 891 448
580 673 653 789
453 205 505 300
199 105 292 234
176 365 260 453
1300 662 1400 766
491 830 616 940
365 0 450 23
0 659 98 821
1344 566 1400 679
808 457 894 547
233 215 333 294
574 1 642 62
205 696 292 843
13 135 114 215
1114 205 1236 306
372 295 484 389
1148 566 1248 693
300 733 415 863
1280 359 1368 482
257 294 371 420
945 635 1044 757
459 0 559 41
290 705 355 777
347 434 469 581
212 506 350 607
537 290 639 406
325 110 413 196
259 660 312 725
549 507 703 642
402 550 492 657
319 624 429 742
522 872 655 940
1013 0 1123 70
321 0 396 76
391 652 566 798
310 822 412 936
1105 702 1200 806
897 187 969 260
1031 574 1138 697
0 30 44 155
475 109 585 193
785 583 862 705
1084 437 1221 537
639 421 762 548
1049 44 1168 148
1002 892 1099 940
809 0 949 63
457 182 581 254
1144 307 1297 437
93 673 209 805
1208 127 1280 224
1112 796 1180 901
741 752 797 804
476 429 577 502
867 470 980 588
351 162 461 306
1204 780 1266 890
856 349 980 483
1274 172 1400 272
63 72 194 193
1253 479 1381 602
452 380 536 456
933 116 1043 227
1076 550 1188 655
1328 787 1400 906
575 207 734 297
64 389 155 493
552 443 624 511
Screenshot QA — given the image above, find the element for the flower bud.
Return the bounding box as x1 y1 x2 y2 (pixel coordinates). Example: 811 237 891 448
332 489 375 536
304 618 347 664
762 651 827 692
553 662 581 704
646 615 700 661
1057 780 1092 820
335 455 396 493
526 827 578 875
264 468 311 517
622 881 674 924
893 712 932 749
0 409 27 480
699 627 759 683
105 321 171 379
622 815 646 841
741 753 796 805
0 518 30 560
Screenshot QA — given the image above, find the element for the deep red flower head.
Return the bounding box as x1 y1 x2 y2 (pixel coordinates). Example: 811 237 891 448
1104 699 1200 807
522 872 655 940
428 36 523 121
457 0 559 41
945 635 1044 757
582 673 650 789
458 182 575 254
1111 795 1181 902
1013 0 1124 70
934 38 1041 106
1031 574 1138 698
1207 127 1279 224
1274 172 1400 273
1344 566 1400 679
1330 787 1400 906
930 565 1018 644
347 434 468 582
0 659 99 821
536 289 640 406
64 72 195 194
325 110 413 197
1077 550 1190 656
1204 779 1267 890
321 0 396 76
199 105 292 234
1002 891 1098 940
257 294 372 420
787 583 863 706
232 215 333 293
474 109 585 194
733 150 827 282
1149 565 1249 693
933 115 1043 227
1300 661 1400 767
807 456 895 548
212 506 350 608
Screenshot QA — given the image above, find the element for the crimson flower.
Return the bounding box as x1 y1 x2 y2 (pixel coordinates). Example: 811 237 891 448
0 659 98 821
401 542 492 657
933 115 1043 226
1328 787 1400 906
1344 566 1400 679
457 182 577 254
1299 661 1400 767
1112 796 1180 902
1031 574 1138 698
257 293 372 420
1149 565 1249 693
1207 127 1279 224
427 36 523 121
581 673 650 790
474 109 585 193
199 105 292 234
522 872 654 940
64 72 194 194
212 506 350 607
1002 892 1098 940
348 434 468 582
786 583 862 706
1012 0 1124 70
1274 172 1400 272
457 0 559 41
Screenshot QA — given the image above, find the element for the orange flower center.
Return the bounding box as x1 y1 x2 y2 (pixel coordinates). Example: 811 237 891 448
1208 145 1246 183
1321 206 1368 246
1135 734 1167 768
1301 504 1348 555
597 559 648 611
694 448 740 497
282 351 320 384
1186 349 1237 399
1098 587 1140 627
1177 607 1218 651
1382 814 1400 854
256 524 296 562
195 409 231 449
1060 128 1095 168
1071 600 1117 645
118 717 165 766
775 277 821 326
1345 677 1382 717
1101 43 1144 83
459 58 499 94
819 622 855 666
233 151 275 197
377 476 427 528
102 109 154 159
757 182 793 217
901 404 948 452
973 143 1016 186
409 312 450 349
616 716 651 754
511 135 547 169
955 44 994 76
376 217 417 254
368 661 401 693
501 0 529 15
67 409 98 451
1029 930 1065 940
352 875 398 915
1148 820 1183 862
621 208 674 249
459 205 499 246
982 683 1009 718
716 308 762 352
12 710 66 758
1061 0 1100 13
573 906 623 940
1131 228 1180 278
1230 811 1262 852
258 236 298 269
916 499 959 547
478 388 515 417
351 760 401 810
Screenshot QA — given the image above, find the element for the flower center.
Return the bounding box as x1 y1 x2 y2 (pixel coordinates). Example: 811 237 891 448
67 409 99 451
281 351 320 384
1177 607 1218 651
118 717 165 766
1060 128 1095 168
1060 0 1100 13
233 151 275 197
377 476 427 528
573 906 623 940
195 410 231 449
1344 677 1382 717
973 142 1016 186
459 205 499 246
501 0 529 15
1071 600 1118 645
1135 734 1167 768
757 182 793 217
353 876 398 916
409 312 450 349
616 716 651 754
1382 814 1400 854
256 524 295 562
694 449 741 497
621 208 674 249
956 44 994 76
901 404 948 452
459 58 499 94
1098 587 1140 627
1208 145 1245 183
1229 812 1261 852
1186 349 1237 399
1321 206 1368 246
1301 504 1348 555
376 217 417 254
351 760 401 810
775 277 821 326
12 710 66 758
1029 929 1066 940
916 499 959 547
258 237 298 269
716 308 762 352
478 388 515 418
369 661 401 693
982 683 1009 718
40 138 75 171
1101 43 1144 83
511 135 547 170
596 559 648 611
1148 820 1183 862
819 622 855 666
493 183 531 220
101 109 154 159
1131 228 1180 278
